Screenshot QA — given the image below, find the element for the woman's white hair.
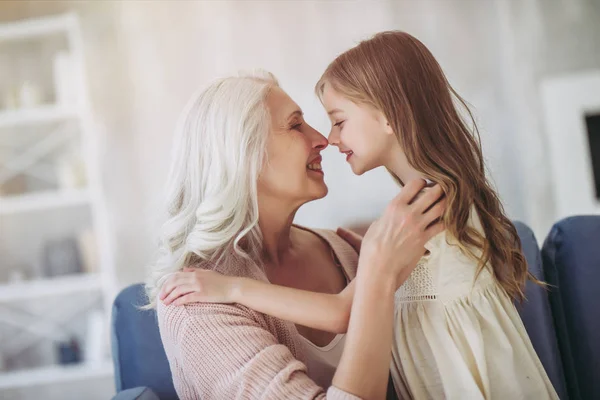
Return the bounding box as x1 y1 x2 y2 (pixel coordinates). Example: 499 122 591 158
145 70 279 307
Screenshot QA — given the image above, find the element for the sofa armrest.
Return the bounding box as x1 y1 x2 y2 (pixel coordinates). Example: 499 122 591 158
112 387 160 400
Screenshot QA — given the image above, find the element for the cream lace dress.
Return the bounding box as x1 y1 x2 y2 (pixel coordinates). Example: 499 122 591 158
391 211 558 400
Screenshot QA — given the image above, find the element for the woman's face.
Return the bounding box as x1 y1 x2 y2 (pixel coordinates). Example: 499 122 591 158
258 87 329 207
321 84 397 175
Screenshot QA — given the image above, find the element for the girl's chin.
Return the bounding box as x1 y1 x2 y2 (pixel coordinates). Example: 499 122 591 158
350 164 366 176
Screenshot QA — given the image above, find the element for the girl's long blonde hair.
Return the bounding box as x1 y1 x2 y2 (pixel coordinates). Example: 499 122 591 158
317 31 533 301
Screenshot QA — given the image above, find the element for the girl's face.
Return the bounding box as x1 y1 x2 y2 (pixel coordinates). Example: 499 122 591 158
321 83 420 183
322 84 396 175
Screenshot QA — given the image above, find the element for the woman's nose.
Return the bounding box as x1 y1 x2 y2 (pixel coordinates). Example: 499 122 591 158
307 125 328 151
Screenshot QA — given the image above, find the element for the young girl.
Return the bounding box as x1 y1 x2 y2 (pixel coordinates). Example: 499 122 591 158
159 31 558 400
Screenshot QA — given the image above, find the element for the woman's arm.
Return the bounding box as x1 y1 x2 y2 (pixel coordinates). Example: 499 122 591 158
158 301 360 399
333 264 397 399
332 180 446 400
160 270 356 334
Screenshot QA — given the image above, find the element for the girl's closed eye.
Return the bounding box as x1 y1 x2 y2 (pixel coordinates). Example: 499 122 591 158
334 120 345 128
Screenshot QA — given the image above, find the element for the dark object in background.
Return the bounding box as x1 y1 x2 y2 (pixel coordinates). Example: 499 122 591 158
585 112 600 200
42 237 82 277
57 337 81 365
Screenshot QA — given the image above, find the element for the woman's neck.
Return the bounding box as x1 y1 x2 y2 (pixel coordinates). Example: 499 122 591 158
258 204 298 268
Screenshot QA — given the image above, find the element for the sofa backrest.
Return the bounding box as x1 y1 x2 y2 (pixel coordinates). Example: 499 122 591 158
542 215 600 400
111 284 178 399
514 221 568 399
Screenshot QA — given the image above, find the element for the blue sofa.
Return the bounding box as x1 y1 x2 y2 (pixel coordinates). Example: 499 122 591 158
111 284 176 400
111 217 599 400
541 216 600 400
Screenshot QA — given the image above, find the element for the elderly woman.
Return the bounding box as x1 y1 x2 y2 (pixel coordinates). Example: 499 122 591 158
146 71 444 399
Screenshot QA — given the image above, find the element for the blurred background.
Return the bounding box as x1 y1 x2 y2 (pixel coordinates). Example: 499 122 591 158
0 0 598 398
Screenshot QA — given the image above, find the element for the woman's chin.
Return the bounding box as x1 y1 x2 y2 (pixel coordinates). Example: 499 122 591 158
308 182 329 200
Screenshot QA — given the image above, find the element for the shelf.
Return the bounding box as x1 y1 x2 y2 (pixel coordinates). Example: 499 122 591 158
0 13 116 394
0 273 102 302
0 361 113 389
0 13 76 43
0 189 90 215
0 104 78 129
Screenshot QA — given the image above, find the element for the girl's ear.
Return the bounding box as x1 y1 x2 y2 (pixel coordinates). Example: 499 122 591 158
375 108 394 135
383 118 394 136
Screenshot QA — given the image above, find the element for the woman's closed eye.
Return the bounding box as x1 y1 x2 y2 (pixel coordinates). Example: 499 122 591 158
291 122 303 130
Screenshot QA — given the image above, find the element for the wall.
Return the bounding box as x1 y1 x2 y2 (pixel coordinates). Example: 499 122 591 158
1 0 598 289
495 0 600 238
105 0 524 286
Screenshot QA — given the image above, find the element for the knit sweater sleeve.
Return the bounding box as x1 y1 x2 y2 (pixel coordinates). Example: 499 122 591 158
159 301 361 400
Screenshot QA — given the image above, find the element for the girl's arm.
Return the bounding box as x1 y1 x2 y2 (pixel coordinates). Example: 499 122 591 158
160 268 356 334
234 277 355 333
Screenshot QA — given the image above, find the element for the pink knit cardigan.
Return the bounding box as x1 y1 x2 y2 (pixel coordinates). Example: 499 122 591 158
156 228 362 399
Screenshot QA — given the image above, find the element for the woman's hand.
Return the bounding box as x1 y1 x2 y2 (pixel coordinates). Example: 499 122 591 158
159 268 239 306
360 179 446 286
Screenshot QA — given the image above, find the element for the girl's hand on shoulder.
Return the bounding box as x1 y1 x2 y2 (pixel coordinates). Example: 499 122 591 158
159 268 240 306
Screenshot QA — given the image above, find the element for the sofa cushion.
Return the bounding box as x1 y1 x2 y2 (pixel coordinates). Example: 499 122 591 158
112 387 160 400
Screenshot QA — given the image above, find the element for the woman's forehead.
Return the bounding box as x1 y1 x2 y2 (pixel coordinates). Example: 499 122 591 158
268 87 302 121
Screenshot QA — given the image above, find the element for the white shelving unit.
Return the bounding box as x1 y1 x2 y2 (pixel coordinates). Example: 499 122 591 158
0 13 116 393
0 273 102 302
0 188 91 215
0 104 78 128
0 361 114 390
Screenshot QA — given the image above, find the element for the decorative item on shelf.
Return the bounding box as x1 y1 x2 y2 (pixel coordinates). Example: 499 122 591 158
84 311 106 365
3 263 35 284
56 337 81 365
53 51 78 106
2 86 19 110
7 268 26 284
42 237 83 277
55 145 87 190
19 80 44 109
0 174 27 197
77 229 98 274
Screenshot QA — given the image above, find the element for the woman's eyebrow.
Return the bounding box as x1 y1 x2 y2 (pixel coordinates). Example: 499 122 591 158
286 110 303 120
